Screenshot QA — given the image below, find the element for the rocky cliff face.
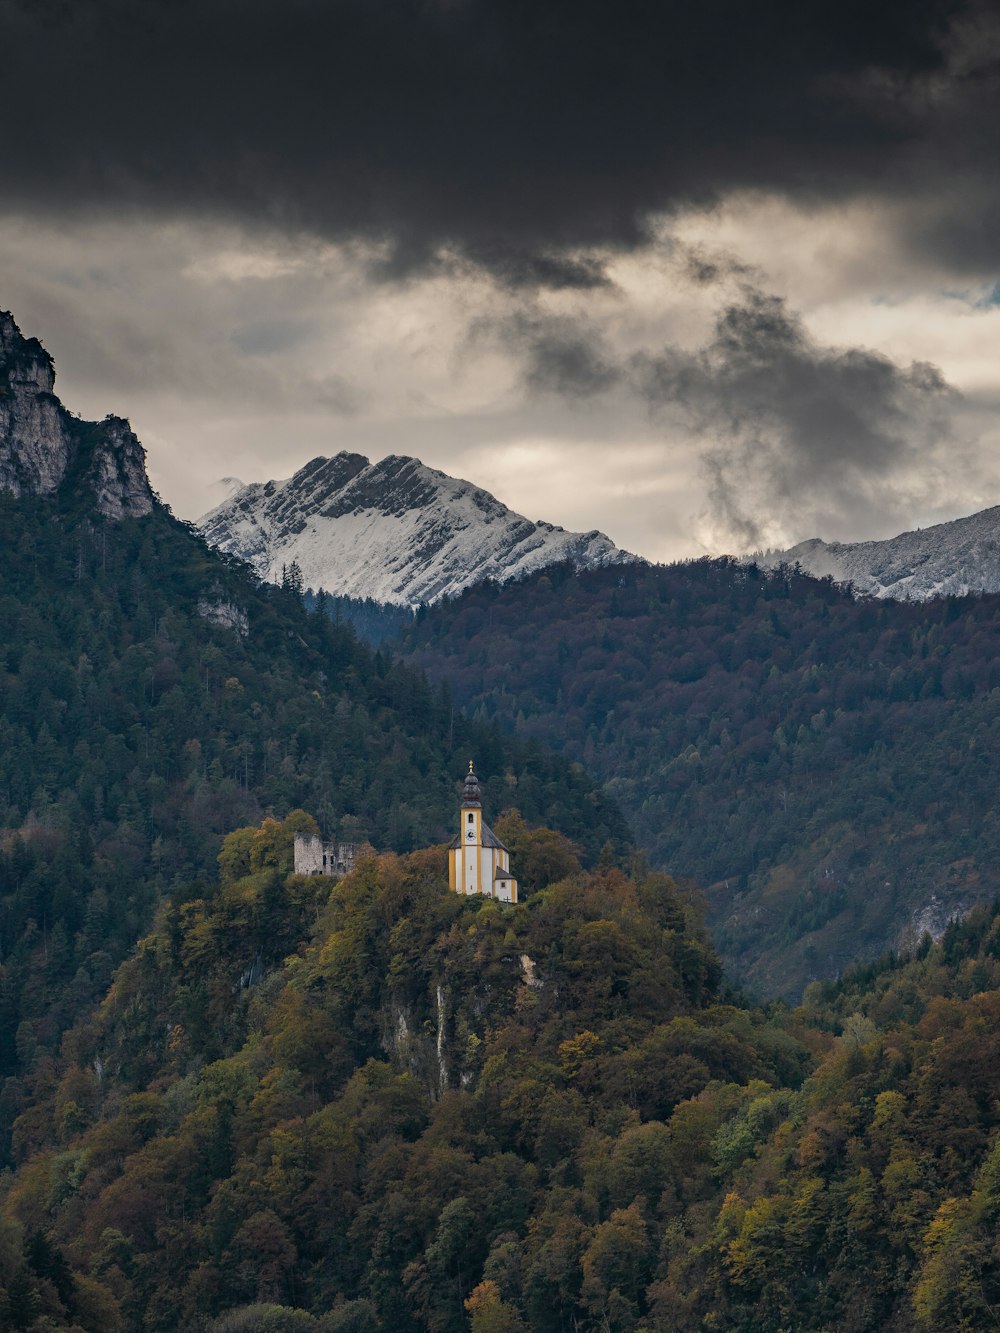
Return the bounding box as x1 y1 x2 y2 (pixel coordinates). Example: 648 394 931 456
199 452 635 605
0 311 153 519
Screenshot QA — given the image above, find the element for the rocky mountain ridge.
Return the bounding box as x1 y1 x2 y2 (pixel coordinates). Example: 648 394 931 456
199 452 634 606
764 504 1000 600
0 310 153 519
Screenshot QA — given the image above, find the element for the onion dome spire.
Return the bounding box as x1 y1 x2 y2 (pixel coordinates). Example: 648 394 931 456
462 761 482 807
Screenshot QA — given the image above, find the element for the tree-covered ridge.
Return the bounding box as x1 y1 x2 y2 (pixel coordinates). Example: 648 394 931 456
302 589 413 648
399 558 1000 995
0 812 798 1332
0 494 629 1166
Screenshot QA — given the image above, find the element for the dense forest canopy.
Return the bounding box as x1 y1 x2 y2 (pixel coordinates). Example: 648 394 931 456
0 812 782 1330
302 590 413 649
0 494 629 1167
6 810 1000 1331
399 558 1000 995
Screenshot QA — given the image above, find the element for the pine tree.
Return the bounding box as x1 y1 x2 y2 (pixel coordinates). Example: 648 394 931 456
4 1267 41 1331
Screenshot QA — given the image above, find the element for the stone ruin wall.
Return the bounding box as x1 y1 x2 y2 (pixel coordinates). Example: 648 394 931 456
294 833 357 877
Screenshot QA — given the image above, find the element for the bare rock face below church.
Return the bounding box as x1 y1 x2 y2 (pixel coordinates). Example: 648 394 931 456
0 310 153 519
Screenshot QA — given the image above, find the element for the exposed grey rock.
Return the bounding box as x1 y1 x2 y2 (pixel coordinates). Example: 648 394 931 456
520 953 543 988
80 415 154 520
0 311 70 498
0 310 153 519
900 894 969 952
195 596 249 636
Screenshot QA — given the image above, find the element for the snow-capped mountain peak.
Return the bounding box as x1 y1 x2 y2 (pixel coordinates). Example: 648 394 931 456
763 504 1000 600
198 452 634 605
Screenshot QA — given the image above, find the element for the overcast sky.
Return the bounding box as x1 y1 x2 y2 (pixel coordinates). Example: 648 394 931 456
4 0 1000 560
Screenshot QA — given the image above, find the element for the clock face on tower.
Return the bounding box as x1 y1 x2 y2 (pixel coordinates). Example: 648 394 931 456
466 828 475 840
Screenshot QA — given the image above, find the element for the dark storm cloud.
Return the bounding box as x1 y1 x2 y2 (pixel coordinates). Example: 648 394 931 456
2 0 994 281
636 290 958 546
493 311 619 397
506 282 959 545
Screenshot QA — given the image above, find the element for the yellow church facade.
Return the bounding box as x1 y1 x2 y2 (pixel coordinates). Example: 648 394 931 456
448 764 519 903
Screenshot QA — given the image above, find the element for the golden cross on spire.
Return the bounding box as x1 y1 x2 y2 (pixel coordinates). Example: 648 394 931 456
468 759 474 774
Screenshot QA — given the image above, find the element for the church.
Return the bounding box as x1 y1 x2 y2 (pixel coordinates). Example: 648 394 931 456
448 763 519 903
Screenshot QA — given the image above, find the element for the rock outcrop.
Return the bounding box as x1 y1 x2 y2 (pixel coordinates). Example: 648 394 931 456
0 310 153 519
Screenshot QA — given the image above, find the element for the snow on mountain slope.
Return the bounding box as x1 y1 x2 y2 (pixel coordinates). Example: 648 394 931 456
765 505 1000 600
198 453 635 606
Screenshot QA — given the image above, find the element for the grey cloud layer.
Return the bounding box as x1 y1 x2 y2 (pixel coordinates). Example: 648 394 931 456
0 212 985 556
3 0 995 280
649 293 958 548
506 281 962 547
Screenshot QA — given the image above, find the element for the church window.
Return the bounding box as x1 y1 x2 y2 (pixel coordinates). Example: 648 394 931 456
467 813 474 824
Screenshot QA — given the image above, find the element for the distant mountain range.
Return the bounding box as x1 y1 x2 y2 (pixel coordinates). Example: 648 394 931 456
765 505 1000 600
198 453 633 606
201 453 1000 610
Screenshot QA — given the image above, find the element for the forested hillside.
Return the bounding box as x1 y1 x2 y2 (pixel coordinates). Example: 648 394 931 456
0 813 788 1331
6 811 1000 1331
0 493 628 1168
400 559 1000 996
302 589 412 648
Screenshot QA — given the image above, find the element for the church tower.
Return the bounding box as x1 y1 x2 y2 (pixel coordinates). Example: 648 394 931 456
448 763 518 903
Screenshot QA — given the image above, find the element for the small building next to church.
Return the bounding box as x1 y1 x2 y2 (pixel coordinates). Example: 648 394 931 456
448 763 519 903
294 834 356 878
